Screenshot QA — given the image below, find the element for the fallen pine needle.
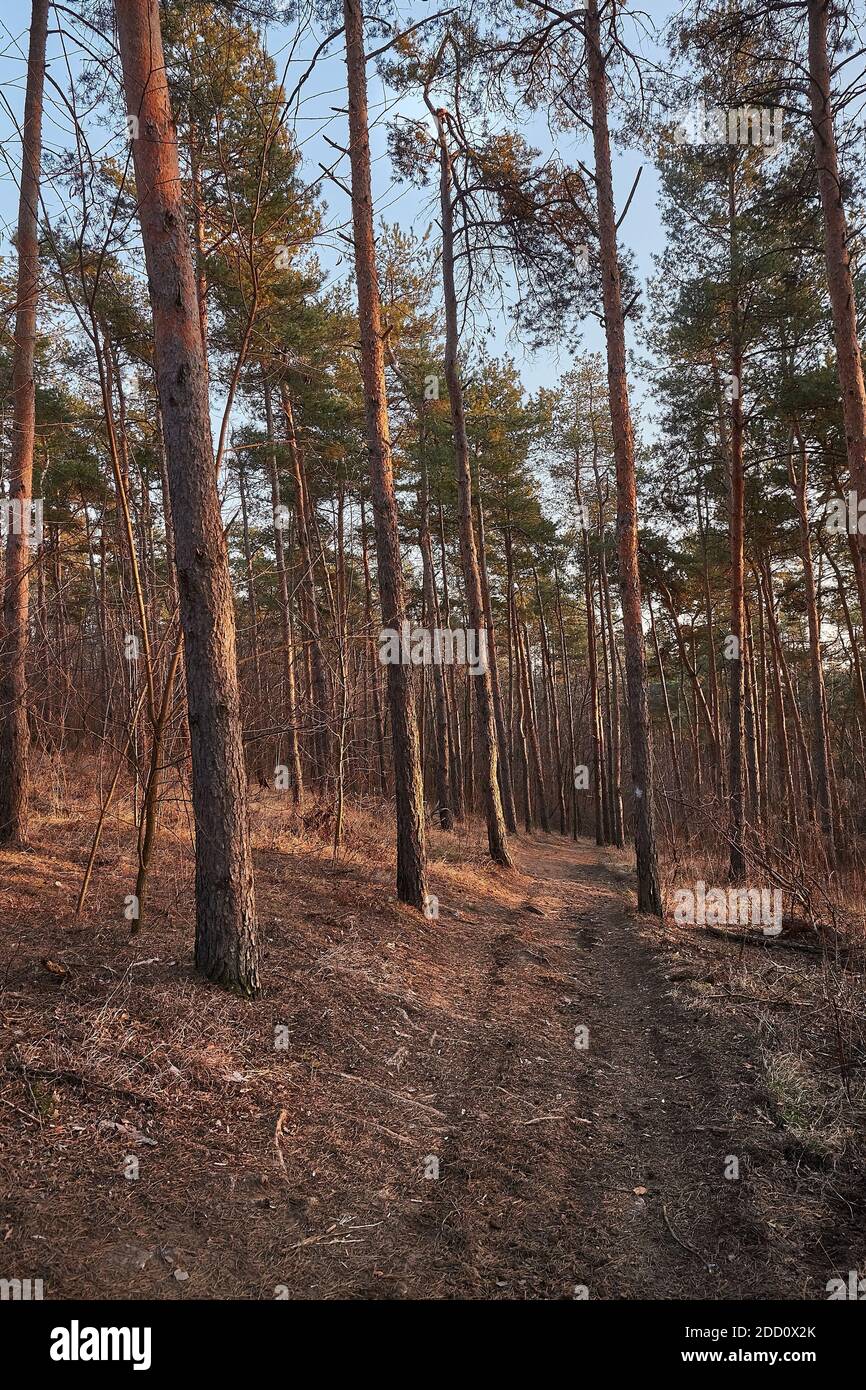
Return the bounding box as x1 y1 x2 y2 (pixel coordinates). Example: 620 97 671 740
274 1108 289 1179
662 1203 712 1270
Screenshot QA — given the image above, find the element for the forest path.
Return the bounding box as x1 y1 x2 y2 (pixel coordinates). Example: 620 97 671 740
373 832 834 1300
481 834 777 1298
3 816 851 1300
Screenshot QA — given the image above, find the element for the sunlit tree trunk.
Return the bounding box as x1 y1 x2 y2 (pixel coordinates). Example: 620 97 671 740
0 0 49 845
115 0 259 994
808 0 866 576
343 0 428 905
474 480 518 832
432 108 512 866
586 0 661 912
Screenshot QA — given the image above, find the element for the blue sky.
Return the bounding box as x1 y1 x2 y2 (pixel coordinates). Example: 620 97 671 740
0 0 670 400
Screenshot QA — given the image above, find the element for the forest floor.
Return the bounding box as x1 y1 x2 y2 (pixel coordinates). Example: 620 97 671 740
1 782 864 1299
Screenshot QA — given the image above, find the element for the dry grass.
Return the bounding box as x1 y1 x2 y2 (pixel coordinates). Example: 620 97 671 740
655 830 866 1178
2 756 865 1299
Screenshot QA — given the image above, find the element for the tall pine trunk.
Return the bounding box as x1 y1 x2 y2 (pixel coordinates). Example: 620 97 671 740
437 495 465 820
360 497 388 795
419 444 454 829
432 108 512 867
576 471 604 842
474 480 518 832
586 0 661 913
0 0 49 846
115 0 259 994
789 427 835 850
727 159 747 882
265 379 303 805
343 0 428 906
808 0 866 566
281 387 329 787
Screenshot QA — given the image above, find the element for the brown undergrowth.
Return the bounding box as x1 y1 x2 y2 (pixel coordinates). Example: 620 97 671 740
1 757 864 1299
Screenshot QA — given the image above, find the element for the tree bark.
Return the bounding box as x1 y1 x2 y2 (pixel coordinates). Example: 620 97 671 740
789 426 835 849
726 155 747 883
553 562 579 837
343 0 428 906
757 563 798 831
431 106 512 867
0 0 49 845
281 386 329 787
520 618 550 832
474 479 518 833
437 493 465 820
360 496 388 795
115 0 259 994
237 454 265 781
265 379 303 804
649 592 686 810
586 0 661 912
807 0 866 565
576 471 605 842
727 338 746 880
598 534 625 846
534 566 567 834
419 443 454 829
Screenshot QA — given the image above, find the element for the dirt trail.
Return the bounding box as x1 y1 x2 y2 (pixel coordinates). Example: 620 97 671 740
279 832 848 1299
481 835 790 1299
2 819 857 1299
